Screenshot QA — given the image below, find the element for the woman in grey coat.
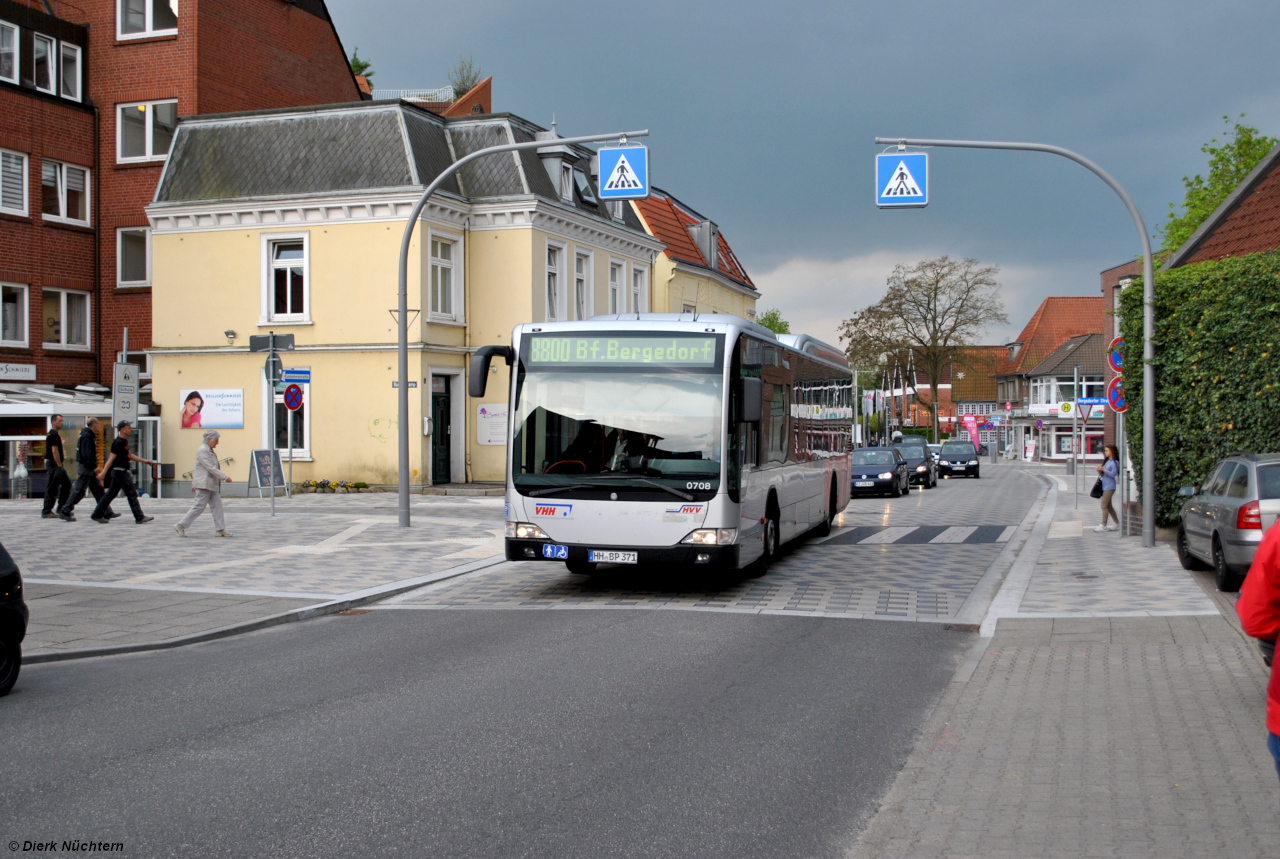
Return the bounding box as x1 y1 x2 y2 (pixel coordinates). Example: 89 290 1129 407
175 430 233 537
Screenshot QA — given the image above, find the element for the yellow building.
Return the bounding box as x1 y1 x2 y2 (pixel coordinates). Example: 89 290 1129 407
633 188 759 318
145 101 663 490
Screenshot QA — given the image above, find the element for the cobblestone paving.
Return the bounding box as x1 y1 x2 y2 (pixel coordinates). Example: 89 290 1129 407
385 463 1042 621
850 617 1279 859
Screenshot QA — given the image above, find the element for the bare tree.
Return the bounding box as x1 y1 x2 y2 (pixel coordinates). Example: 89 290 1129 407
448 55 482 100
839 256 1007 442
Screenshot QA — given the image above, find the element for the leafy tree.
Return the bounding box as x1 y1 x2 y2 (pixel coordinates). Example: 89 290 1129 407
839 256 1006 442
448 55 482 100
756 308 791 334
349 47 374 82
1158 115 1277 254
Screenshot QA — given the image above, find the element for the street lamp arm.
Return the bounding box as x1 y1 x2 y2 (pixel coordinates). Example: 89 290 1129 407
875 136 1156 548
394 129 650 527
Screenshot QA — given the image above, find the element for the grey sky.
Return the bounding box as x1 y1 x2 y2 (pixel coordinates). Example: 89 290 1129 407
328 0 1280 347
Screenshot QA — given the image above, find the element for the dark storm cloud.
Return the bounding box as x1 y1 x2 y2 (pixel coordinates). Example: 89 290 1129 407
328 0 1280 345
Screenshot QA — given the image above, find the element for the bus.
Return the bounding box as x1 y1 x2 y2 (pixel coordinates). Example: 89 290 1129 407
470 315 853 573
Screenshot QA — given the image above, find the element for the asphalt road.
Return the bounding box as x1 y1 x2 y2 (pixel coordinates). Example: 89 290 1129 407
3 609 971 858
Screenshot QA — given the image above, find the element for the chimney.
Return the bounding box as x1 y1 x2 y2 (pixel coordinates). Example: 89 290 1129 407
687 220 719 270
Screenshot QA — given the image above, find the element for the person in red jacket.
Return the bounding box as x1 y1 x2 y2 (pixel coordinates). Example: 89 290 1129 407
1238 521 1280 785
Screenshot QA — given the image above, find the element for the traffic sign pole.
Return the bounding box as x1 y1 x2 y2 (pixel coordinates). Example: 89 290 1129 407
395 129 649 528
874 135 1157 547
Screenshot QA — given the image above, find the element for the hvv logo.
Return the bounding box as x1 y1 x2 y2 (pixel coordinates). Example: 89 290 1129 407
666 504 704 515
533 503 573 519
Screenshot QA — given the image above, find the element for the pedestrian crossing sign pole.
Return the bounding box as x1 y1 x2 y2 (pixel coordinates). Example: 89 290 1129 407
876 151 928 208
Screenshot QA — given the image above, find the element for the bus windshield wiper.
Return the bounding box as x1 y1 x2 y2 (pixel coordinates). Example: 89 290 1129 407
587 475 696 501
526 479 695 502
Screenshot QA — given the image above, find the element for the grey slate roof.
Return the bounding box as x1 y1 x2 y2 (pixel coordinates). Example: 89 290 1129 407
1025 333 1108 377
154 101 645 234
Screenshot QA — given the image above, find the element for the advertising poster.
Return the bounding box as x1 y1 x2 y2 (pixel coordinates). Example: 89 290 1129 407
961 414 981 448
179 389 244 429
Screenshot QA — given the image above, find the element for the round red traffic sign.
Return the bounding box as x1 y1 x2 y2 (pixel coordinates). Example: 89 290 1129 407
1108 337 1124 374
284 383 304 411
1107 376 1127 413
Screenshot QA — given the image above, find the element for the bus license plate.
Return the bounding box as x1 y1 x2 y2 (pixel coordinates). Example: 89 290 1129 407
854 481 874 487
541 544 569 560
589 550 638 564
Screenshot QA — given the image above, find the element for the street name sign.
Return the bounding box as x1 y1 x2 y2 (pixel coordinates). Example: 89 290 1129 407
282 368 310 384
112 362 139 429
876 152 928 208
249 333 295 353
597 146 649 200
1078 397 1107 406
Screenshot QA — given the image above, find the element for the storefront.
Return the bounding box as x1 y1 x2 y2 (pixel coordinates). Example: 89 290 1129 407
0 386 162 500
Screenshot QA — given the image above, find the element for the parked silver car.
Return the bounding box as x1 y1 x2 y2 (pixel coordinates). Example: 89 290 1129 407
1176 452 1280 591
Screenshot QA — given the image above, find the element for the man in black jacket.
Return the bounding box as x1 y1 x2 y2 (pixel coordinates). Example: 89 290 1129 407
41 414 72 520
59 417 117 522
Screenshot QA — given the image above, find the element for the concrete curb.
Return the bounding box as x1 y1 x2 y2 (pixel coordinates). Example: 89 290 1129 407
23 554 509 665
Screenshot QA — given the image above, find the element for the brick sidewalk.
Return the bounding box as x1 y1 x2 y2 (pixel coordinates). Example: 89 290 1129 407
847 475 1279 859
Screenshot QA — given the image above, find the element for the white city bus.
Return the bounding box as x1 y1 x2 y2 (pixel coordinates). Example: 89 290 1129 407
470 315 852 573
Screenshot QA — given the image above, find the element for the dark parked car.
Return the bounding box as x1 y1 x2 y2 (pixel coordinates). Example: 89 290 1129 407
1175 452 1280 591
851 447 910 497
893 440 937 488
938 440 982 479
1 542 28 696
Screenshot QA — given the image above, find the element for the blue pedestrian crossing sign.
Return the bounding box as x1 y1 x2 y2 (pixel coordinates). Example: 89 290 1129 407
876 152 928 208
597 146 649 200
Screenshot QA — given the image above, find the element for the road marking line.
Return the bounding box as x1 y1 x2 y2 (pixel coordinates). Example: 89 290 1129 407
859 526 918 544
996 526 1017 543
930 526 978 544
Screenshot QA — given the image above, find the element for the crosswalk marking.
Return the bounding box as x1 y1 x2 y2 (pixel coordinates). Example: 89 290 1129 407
997 526 1017 543
930 526 978 544
859 526 919 544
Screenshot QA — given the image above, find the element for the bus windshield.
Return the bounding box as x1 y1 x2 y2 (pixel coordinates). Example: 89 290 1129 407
512 332 725 495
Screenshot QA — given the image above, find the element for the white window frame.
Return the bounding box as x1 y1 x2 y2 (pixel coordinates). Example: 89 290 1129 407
117 99 178 163
41 287 91 351
0 148 28 217
559 163 573 203
260 232 311 325
0 20 18 86
573 250 593 320
545 241 564 322
32 33 54 95
263 369 311 460
608 259 623 314
609 200 624 221
59 42 81 102
1 282 29 348
629 264 648 313
427 228 463 323
117 0 179 41
40 160 90 226
117 227 151 287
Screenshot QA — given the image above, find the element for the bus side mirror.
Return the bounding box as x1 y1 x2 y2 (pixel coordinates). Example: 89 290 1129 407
739 377 763 423
469 345 514 398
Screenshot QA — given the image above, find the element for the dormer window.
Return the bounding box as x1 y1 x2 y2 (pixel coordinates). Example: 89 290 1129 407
0 21 17 85
1007 342 1022 359
573 168 596 205
33 34 54 94
560 163 573 202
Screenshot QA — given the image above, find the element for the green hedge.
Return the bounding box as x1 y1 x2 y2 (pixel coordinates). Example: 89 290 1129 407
1119 251 1280 526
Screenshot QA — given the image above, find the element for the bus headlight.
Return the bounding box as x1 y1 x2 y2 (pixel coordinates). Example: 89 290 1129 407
506 522 549 540
878 472 894 479
681 528 738 545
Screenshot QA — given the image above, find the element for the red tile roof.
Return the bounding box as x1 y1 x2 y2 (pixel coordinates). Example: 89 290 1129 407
1167 143 1280 267
633 189 754 288
952 346 1005 400
996 296 1107 376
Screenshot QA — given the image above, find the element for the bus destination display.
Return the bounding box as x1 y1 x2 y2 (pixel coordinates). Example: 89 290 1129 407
527 335 719 368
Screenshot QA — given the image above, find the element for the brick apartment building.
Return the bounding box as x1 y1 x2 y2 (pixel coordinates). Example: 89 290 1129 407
0 0 360 393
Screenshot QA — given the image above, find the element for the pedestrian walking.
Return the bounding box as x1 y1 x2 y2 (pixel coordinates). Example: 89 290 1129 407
1093 444 1120 533
1237 521 1280 788
174 430 232 537
60 417 117 521
40 414 72 520
90 421 157 524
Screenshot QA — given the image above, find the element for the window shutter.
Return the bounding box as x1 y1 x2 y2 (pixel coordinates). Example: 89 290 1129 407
0 153 21 211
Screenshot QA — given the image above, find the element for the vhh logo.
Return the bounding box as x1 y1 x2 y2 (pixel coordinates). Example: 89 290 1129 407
533 504 573 518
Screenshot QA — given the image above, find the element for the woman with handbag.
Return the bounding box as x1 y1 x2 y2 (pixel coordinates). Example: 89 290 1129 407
1093 444 1120 533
